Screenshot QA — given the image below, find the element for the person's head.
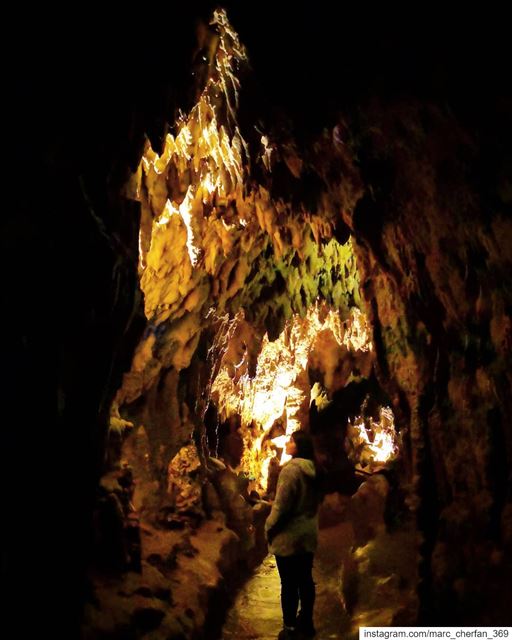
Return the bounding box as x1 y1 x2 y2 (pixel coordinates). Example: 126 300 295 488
285 429 315 460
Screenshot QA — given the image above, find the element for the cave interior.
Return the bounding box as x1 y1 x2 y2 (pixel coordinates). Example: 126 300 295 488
5 4 512 637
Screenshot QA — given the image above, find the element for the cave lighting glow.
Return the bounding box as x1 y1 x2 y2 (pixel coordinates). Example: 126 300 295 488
211 305 374 489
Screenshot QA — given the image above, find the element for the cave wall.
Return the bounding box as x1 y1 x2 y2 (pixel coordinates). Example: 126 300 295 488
343 99 512 621
6 8 206 636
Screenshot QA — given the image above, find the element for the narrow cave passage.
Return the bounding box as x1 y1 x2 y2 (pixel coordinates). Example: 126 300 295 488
82 10 415 639
222 523 353 639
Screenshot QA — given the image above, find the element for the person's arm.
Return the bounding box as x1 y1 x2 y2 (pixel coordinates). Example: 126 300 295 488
264 465 298 542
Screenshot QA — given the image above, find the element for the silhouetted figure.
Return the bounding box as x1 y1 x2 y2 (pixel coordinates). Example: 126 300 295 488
265 430 321 639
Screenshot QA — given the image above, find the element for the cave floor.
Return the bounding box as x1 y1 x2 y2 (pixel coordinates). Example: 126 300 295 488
221 522 353 639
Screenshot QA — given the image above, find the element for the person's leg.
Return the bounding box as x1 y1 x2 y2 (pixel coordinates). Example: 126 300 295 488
275 555 300 629
297 553 316 635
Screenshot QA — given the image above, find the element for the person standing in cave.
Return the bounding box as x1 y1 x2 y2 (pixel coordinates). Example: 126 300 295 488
265 430 322 640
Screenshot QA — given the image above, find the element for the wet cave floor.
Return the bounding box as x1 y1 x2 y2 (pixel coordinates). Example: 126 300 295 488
222 522 353 639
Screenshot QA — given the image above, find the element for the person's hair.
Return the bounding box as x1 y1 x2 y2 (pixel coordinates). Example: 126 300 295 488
291 429 326 498
291 430 315 460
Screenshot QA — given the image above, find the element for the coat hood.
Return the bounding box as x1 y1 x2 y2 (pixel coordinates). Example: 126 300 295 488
289 457 316 478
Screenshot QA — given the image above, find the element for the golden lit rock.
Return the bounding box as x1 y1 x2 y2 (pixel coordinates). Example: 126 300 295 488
210 304 374 488
346 406 399 472
117 7 364 410
167 443 203 513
